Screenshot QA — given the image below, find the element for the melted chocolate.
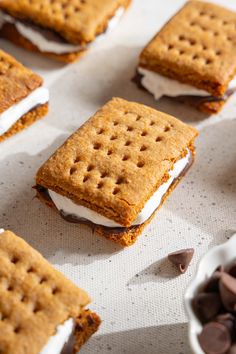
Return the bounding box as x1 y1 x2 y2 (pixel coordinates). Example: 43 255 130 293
133 70 236 105
36 153 193 234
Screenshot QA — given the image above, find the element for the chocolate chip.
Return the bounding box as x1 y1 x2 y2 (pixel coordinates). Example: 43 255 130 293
168 248 194 273
216 313 235 335
228 263 236 278
203 271 223 292
216 265 224 273
193 292 222 322
199 322 231 354
228 344 236 354
219 273 236 312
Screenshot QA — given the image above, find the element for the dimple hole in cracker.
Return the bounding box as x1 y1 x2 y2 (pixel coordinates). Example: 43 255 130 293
141 131 148 137
127 126 134 132
140 145 147 152
93 142 101 150
38 276 47 285
70 166 77 175
11 256 20 264
125 140 131 146
32 303 42 314
137 162 145 168
101 172 109 178
97 128 104 135
110 135 117 141
14 325 21 334
83 175 90 183
74 156 80 163
87 164 94 172
97 182 104 189
122 155 130 161
107 149 113 156
52 286 60 295
112 187 120 195
116 177 125 185
156 137 162 142
26 266 35 273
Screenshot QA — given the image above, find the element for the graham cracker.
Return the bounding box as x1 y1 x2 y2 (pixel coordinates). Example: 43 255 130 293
0 49 42 114
73 309 101 353
0 103 49 143
0 23 86 63
36 97 198 228
0 230 91 354
36 149 194 246
139 1 236 96
0 0 131 45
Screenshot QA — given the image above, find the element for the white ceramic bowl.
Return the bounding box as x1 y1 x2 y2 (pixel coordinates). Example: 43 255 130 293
184 233 236 354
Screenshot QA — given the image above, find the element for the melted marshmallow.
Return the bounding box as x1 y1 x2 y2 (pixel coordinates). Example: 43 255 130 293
0 7 124 54
0 87 49 136
48 150 191 228
138 67 236 100
40 318 74 354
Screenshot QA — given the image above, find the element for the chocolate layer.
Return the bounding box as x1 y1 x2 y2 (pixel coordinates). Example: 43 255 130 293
36 151 193 234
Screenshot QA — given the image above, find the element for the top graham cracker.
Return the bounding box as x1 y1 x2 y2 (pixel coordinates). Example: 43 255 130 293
0 230 90 354
0 0 131 45
36 97 198 227
139 1 236 96
0 50 42 114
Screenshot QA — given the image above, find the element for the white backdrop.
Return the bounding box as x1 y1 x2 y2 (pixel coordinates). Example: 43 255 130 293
0 1 236 353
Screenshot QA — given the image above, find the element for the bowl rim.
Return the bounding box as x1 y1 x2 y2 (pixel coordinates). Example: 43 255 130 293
184 233 236 354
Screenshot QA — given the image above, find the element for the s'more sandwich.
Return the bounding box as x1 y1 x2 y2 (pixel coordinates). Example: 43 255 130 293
0 0 131 63
135 1 236 114
35 98 198 247
0 229 100 354
0 50 49 142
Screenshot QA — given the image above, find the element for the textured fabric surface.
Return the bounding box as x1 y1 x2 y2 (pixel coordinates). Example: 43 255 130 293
0 1 236 353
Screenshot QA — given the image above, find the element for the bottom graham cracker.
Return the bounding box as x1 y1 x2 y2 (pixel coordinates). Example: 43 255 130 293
36 150 194 247
0 23 86 63
71 309 101 354
0 103 48 143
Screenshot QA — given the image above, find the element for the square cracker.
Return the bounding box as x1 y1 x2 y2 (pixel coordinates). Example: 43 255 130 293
36 97 198 228
0 230 90 354
0 49 43 114
0 0 131 45
139 1 236 96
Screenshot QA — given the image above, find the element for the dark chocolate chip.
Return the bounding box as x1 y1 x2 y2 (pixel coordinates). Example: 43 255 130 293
168 248 194 273
228 263 236 278
228 344 236 354
219 273 236 312
204 271 223 292
193 293 222 322
216 313 235 334
198 322 231 354
216 265 225 273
